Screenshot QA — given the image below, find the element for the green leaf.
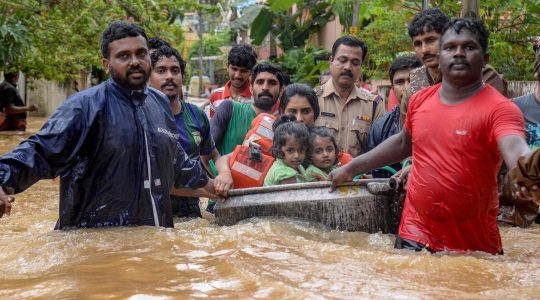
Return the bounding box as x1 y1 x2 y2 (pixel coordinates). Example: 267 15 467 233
268 0 299 12
250 7 274 45
230 4 264 31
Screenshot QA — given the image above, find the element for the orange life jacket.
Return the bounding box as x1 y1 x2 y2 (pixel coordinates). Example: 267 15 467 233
242 113 276 155
338 151 353 166
229 144 275 189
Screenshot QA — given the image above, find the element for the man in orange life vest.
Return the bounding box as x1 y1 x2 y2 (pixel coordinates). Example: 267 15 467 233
205 44 257 118
206 63 284 212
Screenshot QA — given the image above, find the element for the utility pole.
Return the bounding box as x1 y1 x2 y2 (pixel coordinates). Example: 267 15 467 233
197 10 204 96
461 0 480 20
422 0 429 10
348 0 361 36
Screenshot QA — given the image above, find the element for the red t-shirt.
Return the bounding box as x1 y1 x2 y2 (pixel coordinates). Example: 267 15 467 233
209 80 252 118
401 83 525 254
387 88 398 111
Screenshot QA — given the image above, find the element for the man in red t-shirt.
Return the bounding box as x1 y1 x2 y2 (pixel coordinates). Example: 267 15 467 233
329 19 530 255
206 44 257 118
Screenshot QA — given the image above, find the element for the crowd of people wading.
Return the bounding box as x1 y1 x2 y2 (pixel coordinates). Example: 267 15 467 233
0 8 539 255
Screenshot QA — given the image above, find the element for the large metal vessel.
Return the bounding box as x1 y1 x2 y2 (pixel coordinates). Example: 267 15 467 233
214 179 404 233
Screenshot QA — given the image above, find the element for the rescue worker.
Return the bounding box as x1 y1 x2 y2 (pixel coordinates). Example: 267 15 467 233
329 18 530 255
0 21 217 228
211 63 284 155
498 36 540 227
206 44 257 118
408 8 506 96
366 54 421 152
315 36 385 157
149 45 232 218
365 54 421 178
395 7 508 184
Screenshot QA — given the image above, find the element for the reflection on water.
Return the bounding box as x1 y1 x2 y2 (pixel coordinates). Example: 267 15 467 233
1 118 540 299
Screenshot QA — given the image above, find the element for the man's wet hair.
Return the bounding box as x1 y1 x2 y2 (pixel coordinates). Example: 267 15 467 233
271 115 310 160
148 37 171 51
100 21 148 59
331 36 368 62
408 8 449 39
228 44 257 70
251 63 285 87
150 46 186 76
441 18 490 54
279 83 320 120
3 71 18 83
389 54 421 83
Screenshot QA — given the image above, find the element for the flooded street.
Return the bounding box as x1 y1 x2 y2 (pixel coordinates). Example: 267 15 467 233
1 118 540 299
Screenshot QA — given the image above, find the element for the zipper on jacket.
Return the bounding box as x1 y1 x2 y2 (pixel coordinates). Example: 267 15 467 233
143 129 160 227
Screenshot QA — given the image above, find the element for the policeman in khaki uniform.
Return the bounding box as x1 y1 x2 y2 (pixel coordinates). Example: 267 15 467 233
315 36 385 157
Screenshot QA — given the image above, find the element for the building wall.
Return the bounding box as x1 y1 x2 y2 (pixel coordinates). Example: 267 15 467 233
317 17 344 51
507 81 537 98
26 79 74 117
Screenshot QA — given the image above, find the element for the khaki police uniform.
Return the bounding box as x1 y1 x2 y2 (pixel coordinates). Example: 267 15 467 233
315 80 385 157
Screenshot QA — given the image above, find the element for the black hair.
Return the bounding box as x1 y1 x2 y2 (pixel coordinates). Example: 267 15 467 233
4 71 18 83
148 37 171 51
150 46 186 76
389 54 421 82
282 73 291 86
441 18 490 54
100 21 148 59
279 83 320 120
331 36 368 63
228 44 257 70
408 8 449 39
251 63 285 87
271 115 310 160
309 126 339 166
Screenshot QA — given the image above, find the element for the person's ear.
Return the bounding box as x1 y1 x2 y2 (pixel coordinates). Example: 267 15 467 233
103 58 110 74
329 56 333 63
483 52 490 67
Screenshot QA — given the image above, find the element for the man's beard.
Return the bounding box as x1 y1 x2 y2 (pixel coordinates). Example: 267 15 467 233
109 66 149 90
253 91 277 111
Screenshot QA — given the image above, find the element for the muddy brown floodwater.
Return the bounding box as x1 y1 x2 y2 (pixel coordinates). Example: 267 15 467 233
1 117 540 299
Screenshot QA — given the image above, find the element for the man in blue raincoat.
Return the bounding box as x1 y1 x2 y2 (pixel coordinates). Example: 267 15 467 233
0 21 216 229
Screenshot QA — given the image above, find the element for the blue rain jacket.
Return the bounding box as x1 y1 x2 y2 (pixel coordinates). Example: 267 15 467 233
0 79 208 229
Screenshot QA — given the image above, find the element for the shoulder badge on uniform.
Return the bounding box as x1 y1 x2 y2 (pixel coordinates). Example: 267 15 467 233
314 85 323 97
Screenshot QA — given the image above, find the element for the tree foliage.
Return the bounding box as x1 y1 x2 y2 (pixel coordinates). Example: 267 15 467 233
232 0 333 51
2 0 540 82
0 15 30 70
188 29 230 59
277 47 330 86
334 0 540 80
0 0 209 81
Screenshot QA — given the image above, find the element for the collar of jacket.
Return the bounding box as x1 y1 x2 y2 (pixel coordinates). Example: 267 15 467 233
107 78 149 105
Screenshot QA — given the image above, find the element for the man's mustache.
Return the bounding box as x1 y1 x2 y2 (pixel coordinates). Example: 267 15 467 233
422 54 436 61
450 60 470 67
127 67 146 75
161 80 178 89
257 91 273 99
340 70 353 78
